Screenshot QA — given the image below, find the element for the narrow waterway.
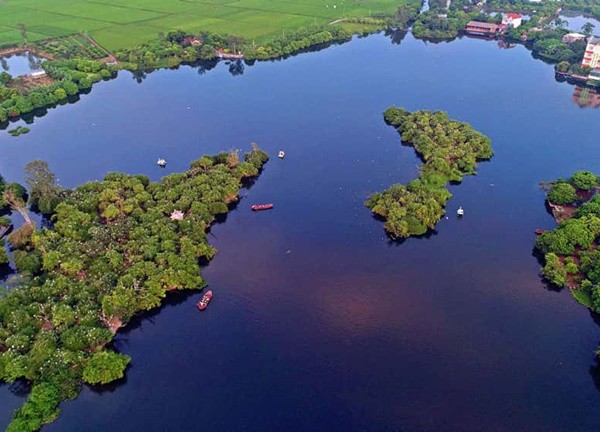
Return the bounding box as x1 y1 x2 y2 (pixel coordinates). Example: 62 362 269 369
0 32 599 431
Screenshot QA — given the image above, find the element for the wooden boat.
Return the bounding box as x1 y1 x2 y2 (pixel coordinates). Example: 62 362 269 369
534 228 545 235
251 203 274 211
197 290 213 311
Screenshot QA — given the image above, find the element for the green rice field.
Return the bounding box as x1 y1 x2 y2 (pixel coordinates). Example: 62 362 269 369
0 0 409 50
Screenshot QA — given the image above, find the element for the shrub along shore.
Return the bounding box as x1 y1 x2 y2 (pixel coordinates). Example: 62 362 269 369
536 172 600 308
366 107 493 239
0 146 268 431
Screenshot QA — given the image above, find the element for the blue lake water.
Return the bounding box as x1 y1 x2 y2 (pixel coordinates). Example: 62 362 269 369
1 32 600 431
560 13 600 32
0 52 43 77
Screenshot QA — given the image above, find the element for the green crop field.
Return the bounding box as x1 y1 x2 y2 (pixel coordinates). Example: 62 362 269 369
0 0 408 51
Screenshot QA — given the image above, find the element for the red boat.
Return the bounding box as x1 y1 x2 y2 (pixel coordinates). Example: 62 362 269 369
251 203 273 211
197 290 213 311
534 229 545 235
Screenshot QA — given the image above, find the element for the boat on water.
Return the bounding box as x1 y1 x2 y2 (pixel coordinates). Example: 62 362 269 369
157 158 167 167
251 203 274 211
534 228 545 235
197 290 213 311
278 150 285 159
457 206 464 216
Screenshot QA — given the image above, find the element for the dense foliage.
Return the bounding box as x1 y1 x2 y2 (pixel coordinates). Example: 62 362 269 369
366 107 493 239
535 171 600 311
413 10 487 41
527 28 587 63
0 146 269 431
0 59 117 123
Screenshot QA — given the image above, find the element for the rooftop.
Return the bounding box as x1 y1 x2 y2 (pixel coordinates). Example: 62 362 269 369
466 21 499 30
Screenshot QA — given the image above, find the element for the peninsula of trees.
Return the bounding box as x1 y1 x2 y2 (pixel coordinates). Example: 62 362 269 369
366 107 493 239
535 171 600 316
0 146 269 431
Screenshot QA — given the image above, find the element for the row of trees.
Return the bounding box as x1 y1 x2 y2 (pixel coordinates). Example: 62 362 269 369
114 27 354 70
114 0 424 71
0 146 269 431
0 60 117 123
535 172 600 331
366 107 493 239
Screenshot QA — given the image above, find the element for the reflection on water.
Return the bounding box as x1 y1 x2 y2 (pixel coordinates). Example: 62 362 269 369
0 52 43 77
1 32 600 432
573 86 600 108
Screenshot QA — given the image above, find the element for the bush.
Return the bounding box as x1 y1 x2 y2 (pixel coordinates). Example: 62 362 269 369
571 171 598 191
547 182 578 205
82 351 130 385
542 253 566 287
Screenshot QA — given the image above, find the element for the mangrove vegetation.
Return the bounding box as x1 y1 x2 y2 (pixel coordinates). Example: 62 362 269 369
366 107 493 239
535 171 600 313
0 145 269 431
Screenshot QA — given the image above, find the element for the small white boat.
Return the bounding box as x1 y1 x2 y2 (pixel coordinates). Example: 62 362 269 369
157 158 167 167
457 206 464 216
278 150 285 159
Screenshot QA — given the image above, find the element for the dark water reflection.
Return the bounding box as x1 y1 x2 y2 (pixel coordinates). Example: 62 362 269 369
0 33 600 431
573 86 600 109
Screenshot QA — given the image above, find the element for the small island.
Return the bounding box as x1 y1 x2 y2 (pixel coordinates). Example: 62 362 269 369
8 126 30 137
366 107 493 239
0 146 268 431
535 171 600 317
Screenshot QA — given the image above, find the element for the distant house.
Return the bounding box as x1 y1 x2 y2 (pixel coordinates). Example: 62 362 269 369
183 37 202 46
465 21 502 37
502 13 523 28
582 36 600 72
562 33 587 44
170 210 185 221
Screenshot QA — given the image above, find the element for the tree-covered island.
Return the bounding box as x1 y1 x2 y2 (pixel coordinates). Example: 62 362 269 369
535 171 600 319
0 146 269 431
366 107 493 239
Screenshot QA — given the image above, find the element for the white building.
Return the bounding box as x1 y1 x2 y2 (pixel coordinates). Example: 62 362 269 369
582 36 600 71
502 13 523 28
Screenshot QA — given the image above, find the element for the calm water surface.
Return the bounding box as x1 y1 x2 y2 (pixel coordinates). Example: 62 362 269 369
560 12 600 32
1 33 599 431
0 52 43 77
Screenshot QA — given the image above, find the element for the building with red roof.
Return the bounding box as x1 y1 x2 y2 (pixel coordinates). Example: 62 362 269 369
502 13 523 28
